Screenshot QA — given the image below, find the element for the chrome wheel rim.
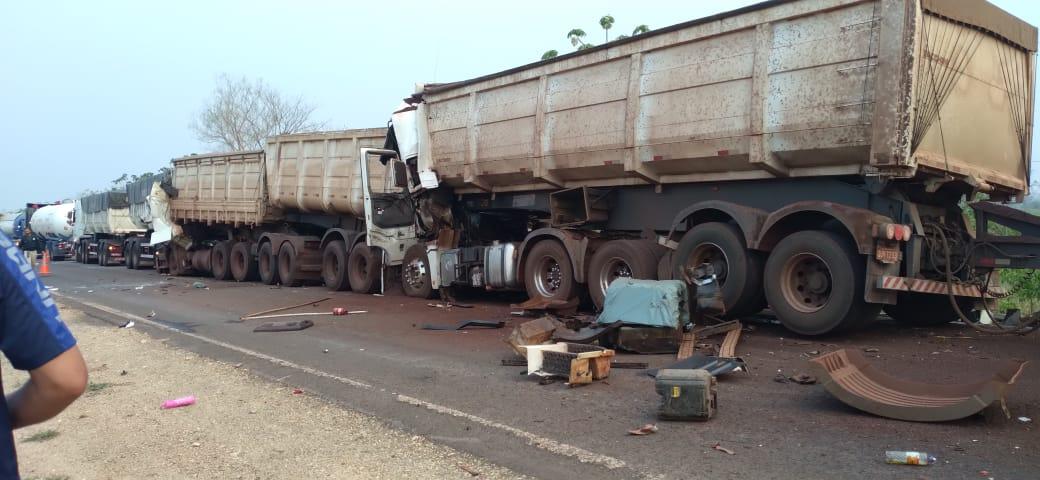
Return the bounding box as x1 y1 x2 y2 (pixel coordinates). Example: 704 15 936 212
533 255 563 297
403 258 427 290
598 257 633 294
688 242 729 285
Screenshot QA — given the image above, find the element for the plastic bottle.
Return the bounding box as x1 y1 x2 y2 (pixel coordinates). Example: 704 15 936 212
885 451 936 466
161 395 197 409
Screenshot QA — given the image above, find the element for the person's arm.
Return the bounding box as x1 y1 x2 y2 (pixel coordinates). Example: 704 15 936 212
6 345 86 429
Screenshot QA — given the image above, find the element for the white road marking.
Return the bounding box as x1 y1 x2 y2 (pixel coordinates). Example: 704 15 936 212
61 295 628 472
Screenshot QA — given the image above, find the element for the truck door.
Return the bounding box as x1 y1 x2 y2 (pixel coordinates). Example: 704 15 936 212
359 148 419 265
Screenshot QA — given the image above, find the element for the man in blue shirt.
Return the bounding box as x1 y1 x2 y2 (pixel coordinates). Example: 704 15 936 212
0 231 87 478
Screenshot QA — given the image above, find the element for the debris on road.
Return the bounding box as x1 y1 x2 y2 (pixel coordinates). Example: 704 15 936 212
505 316 564 356
552 320 622 344
510 297 579 316
788 373 817 385
884 450 936 465
1018 416 1032 423
240 298 330 320
655 369 717 420
119 320 135 329
253 320 315 332
523 342 615 385
863 347 880 353
147 310 156 318
810 349 1029 422
192 281 206 289
712 443 735 455
500 357 527 367
457 463 480 477
245 310 366 321
627 424 658 436
598 279 687 329
420 320 505 331
292 388 304 395
647 354 747 378
611 361 648 369
160 395 196 410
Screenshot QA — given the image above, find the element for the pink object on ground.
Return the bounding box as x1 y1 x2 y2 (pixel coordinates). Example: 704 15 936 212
161 395 197 409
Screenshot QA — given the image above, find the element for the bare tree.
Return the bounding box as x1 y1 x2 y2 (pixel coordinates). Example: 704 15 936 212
191 75 326 151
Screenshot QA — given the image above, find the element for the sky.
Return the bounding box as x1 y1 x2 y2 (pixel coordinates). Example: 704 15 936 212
1 0 1037 210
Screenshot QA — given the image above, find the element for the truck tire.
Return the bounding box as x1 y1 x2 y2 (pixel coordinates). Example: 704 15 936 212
322 241 351 291
75 244 83 263
98 241 109 267
131 243 144 270
230 242 258 282
347 244 382 294
524 240 576 302
278 244 303 287
674 222 764 319
125 241 135 269
588 240 659 310
763 230 881 336
258 242 280 285
401 244 434 299
883 293 976 327
211 241 232 281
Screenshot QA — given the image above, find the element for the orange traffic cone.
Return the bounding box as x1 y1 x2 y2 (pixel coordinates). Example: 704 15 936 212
39 250 51 277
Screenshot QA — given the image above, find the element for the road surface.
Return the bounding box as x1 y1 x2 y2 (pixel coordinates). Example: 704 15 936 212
41 261 1040 479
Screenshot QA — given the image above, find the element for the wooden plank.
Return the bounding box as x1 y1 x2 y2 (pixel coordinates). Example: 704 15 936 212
677 331 696 360
719 327 743 358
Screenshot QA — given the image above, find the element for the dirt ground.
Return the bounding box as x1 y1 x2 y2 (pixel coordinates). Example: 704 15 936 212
5 306 526 480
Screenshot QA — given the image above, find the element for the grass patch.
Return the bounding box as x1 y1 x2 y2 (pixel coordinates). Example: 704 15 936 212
86 382 111 395
23 429 59 443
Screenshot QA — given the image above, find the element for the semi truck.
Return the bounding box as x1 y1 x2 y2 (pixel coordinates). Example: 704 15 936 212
28 202 76 260
120 175 176 270
0 210 25 240
73 191 147 265
357 0 1040 335
161 128 388 291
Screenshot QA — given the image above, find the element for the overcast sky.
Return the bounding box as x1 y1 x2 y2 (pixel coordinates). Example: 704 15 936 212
0 0 1037 210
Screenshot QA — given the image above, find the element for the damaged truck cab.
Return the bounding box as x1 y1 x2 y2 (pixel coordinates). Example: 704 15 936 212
362 0 1040 336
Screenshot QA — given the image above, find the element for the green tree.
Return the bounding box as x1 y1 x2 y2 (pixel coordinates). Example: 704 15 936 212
599 15 615 43
541 50 559 60
567 28 590 49
632 24 650 35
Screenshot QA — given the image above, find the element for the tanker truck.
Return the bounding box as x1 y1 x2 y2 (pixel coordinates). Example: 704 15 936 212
362 0 1040 335
29 202 76 260
161 128 388 291
73 191 146 265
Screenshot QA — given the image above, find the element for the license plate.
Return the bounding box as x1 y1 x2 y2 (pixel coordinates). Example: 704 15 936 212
875 244 900 264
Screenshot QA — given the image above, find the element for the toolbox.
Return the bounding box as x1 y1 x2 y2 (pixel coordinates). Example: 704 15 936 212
654 369 717 420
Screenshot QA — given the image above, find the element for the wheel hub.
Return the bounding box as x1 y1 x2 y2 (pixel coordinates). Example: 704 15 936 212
599 257 633 293
689 243 729 285
404 259 427 288
782 253 832 313
535 257 562 297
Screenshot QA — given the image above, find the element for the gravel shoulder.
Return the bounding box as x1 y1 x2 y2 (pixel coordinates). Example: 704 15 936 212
7 305 525 480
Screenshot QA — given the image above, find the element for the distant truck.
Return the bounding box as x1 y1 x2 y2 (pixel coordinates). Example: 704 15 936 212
73 191 146 266
161 129 388 291
0 210 25 240
121 175 176 269
360 0 1040 335
28 203 75 260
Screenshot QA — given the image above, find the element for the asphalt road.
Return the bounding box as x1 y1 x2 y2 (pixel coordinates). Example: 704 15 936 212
41 260 1040 479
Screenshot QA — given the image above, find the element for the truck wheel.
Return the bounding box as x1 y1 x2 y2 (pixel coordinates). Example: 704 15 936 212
524 240 576 302
347 244 382 294
883 293 976 327
230 242 258 282
98 241 108 267
125 241 135 269
674 222 764 319
258 242 280 285
210 241 232 281
321 241 351 291
764 230 881 336
402 245 434 299
75 244 83 263
132 244 144 270
278 244 303 287
588 240 659 310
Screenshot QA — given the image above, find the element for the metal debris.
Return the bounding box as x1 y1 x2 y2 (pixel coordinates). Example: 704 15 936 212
627 424 658 436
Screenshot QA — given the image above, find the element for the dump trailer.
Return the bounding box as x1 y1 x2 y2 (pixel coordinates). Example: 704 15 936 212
74 191 146 265
163 128 389 290
29 203 75 260
366 0 1040 335
120 175 176 270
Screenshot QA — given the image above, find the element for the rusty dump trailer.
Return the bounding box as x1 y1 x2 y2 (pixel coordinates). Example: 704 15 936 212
366 0 1040 335
164 128 389 291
